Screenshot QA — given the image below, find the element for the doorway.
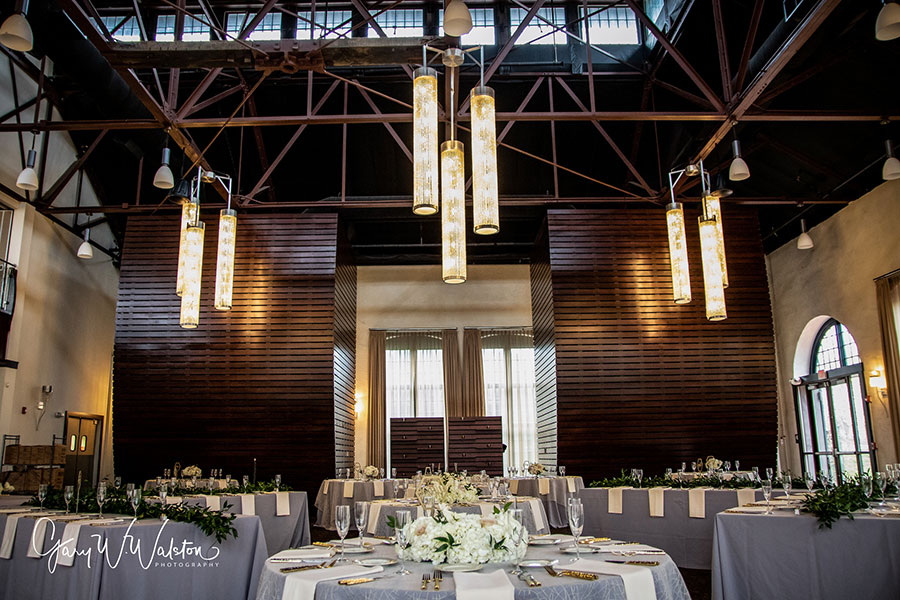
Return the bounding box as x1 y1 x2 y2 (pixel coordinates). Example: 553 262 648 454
63 412 104 487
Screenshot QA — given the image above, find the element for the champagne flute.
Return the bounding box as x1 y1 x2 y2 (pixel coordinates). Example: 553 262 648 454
635 469 643 488
131 487 141 518
766 467 773 481
761 479 772 514
509 508 525 574
275 474 281 492
391 467 397 479
395 510 411 575
114 476 122 489
38 484 48 511
159 481 168 506
225 474 232 488
877 472 888 506
735 460 740 472
97 482 107 517
355 501 369 547
559 465 566 477
567 498 584 562
805 472 815 493
782 470 792 498
242 475 249 489
335 505 351 562
752 467 759 483
64 485 74 514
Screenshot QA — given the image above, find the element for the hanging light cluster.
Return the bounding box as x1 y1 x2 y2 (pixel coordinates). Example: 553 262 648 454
412 46 500 283
176 167 237 329
665 161 728 321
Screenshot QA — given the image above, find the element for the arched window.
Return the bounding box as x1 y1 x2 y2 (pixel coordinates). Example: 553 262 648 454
794 319 875 484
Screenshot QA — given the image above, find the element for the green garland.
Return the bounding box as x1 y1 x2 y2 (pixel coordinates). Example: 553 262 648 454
29 485 240 542
589 469 813 490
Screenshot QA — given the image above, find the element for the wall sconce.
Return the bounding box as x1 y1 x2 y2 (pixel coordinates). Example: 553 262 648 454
35 384 51 430
354 392 364 417
869 370 887 394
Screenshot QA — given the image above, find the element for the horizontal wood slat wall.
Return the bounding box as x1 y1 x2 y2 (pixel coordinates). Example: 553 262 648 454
333 224 357 473
545 209 777 482
113 213 343 499
530 223 558 469
447 417 503 476
390 418 444 477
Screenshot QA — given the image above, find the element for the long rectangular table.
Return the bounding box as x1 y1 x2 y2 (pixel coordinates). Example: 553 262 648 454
509 476 584 528
315 479 399 530
0 511 268 600
712 510 900 600
580 487 763 569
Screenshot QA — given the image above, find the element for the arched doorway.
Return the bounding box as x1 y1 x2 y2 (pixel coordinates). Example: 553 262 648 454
794 318 876 483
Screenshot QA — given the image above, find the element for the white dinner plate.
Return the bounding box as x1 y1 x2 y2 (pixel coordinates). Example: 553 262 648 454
356 557 398 567
561 546 598 554
337 546 375 554
436 563 483 572
517 558 558 568
529 535 565 545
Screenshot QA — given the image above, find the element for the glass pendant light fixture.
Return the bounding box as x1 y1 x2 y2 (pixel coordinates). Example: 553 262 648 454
728 139 750 181
471 48 499 235
175 180 199 297
413 52 439 216
179 212 205 329
441 61 466 284
665 202 691 304
702 194 728 288
154 146 175 190
698 213 726 321
214 175 237 311
0 0 33 52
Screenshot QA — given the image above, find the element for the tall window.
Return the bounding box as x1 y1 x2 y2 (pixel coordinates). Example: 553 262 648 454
385 332 445 419
510 7 567 45
295 10 353 39
583 6 639 45
155 15 210 41
795 319 875 483
482 329 537 471
440 8 495 44
225 12 282 40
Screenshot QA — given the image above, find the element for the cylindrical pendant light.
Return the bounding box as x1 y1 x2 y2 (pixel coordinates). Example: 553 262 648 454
179 221 205 329
665 202 691 304
214 208 237 310
698 215 726 321
471 85 499 235
441 140 466 284
702 194 728 288
413 66 439 216
176 199 199 297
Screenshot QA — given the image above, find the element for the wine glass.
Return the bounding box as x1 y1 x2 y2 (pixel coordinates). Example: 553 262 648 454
355 501 369 547
97 482 107 517
761 480 772 514
766 467 773 481
423 495 436 517
877 472 888 506
666 468 673 479
126 482 135 495
395 510 411 575
680 462 686 474
567 498 584 562
752 467 759 483
38 484 48 511
64 485 74 514
335 505 351 562
275 474 281 492
114 476 122 489
380 468 385 479
804 472 815 493
159 482 168 505
242 475 249 489
509 508 525 574
724 461 731 473
130 487 141 518
735 460 741 472
782 470 792 498
862 474 873 502
225 474 232 487
559 465 566 477
691 461 697 473
635 469 643 488
391 467 397 479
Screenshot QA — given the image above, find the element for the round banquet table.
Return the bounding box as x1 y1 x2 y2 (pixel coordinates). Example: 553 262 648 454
509 476 584 528
255 535 690 600
315 479 400 530
364 497 551 537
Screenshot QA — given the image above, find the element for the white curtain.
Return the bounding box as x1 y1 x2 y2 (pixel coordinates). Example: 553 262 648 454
481 330 537 471
385 331 445 419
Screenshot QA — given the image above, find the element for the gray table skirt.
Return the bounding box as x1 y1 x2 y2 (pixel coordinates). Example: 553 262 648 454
0 512 268 600
712 510 900 600
364 500 551 537
510 477 584 529
315 480 399 530
256 539 690 600
579 487 763 570
0 497 28 509
178 491 311 555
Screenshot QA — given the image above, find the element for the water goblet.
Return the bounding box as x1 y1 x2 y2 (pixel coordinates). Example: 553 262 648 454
735 461 740 472
666 468 673 479
97 482 107 517
131 487 141 518
354 501 369 547
805 473 815 493
877 472 888 506
559 465 566 477
691 461 697 473
242 475 249 489
766 467 773 481
114 476 122 489
346 467 352 480
208 476 216 490
159 482 168 506
423 495 436 517
862 474 873 501
782 470 792 498
635 469 643 488
64 485 74 514
170 477 177 490
380 468 385 479
680 462 686 474
126 482 135 494
38 483 48 511
156 476 162 490
391 467 397 479
509 508 526 573
723 461 731 473
395 510 412 575
761 480 772 514
567 499 584 562
274 474 281 492
335 505 351 562
752 467 759 483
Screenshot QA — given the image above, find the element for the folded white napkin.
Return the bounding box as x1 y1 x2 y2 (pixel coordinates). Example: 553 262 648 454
165 496 182 505
322 481 329 495
479 503 493 518
270 548 333 561
689 488 707 518
281 564 383 600
201 495 221 511
275 492 290 516
567 558 657 600
648 487 666 518
736 488 756 507
57 519 102 567
343 481 354 498
566 477 577 493
528 499 546 532
366 503 382 534
240 494 256 516
26 516 53 558
405 487 416 499
0 514 25 559
453 569 515 600
608 487 628 514
538 479 550 495
509 479 519 494
373 481 384 497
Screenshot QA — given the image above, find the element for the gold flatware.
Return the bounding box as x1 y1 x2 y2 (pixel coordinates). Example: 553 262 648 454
433 570 442 590
543 565 597 580
605 560 659 567
579 537 611 544
280 564 324 573
525 573 542 587
338 577 377 585
421 573 431 590
312 542 336 547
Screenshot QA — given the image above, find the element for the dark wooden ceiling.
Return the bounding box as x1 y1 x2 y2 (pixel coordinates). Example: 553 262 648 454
4 0 899 262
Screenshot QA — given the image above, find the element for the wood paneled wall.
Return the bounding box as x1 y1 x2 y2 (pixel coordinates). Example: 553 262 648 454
390 418 444 477
447 417 503 476
333 224 357 474
113 213 351 497
530 224 559 469
542 209 777 481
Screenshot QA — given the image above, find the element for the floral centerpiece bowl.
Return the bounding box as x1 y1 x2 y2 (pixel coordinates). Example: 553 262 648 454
363 465 380 479
527 463 546 477
397 508 527 566
415 472 480 506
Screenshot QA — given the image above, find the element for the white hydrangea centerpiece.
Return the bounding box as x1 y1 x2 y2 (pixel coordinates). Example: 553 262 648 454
417 472 480 505
182 465 202 478
527 463 545 476
396 507 527 565
0 482 14 494
364 465 380 478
